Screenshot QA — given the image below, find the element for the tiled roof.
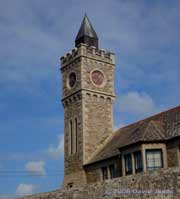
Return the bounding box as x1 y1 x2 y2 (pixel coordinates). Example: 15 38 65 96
86 105 180 165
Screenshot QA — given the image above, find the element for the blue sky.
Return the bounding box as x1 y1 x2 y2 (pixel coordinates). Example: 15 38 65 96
0 0 179 198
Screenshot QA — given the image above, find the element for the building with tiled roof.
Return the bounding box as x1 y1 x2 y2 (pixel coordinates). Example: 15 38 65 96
60 15 180 189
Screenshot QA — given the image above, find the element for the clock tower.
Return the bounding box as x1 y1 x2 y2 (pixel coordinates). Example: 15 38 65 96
60 15 115 188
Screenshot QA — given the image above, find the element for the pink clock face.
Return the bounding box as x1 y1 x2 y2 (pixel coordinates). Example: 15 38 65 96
91 70 105 86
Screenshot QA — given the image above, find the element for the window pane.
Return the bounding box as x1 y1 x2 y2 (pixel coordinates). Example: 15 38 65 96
147 160 154 167
102 167 108 180
134 151 143 173
154 152 161 160
146 149 163 171
147 153 153 159
124 154 132 175
109 164 115 179
155 160 161 167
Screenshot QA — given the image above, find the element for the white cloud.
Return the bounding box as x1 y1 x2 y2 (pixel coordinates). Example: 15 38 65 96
16 184 37 196
47 134 64 159
25 161 46 175
118 91 159 116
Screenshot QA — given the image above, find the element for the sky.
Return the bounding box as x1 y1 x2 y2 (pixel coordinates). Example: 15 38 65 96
0 0 180 198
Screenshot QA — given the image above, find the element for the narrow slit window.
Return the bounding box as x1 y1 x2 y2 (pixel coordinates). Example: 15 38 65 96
70 120 73 155
75 118 78 153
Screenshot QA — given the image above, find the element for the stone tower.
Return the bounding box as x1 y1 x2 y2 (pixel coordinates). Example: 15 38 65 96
60 15 115 188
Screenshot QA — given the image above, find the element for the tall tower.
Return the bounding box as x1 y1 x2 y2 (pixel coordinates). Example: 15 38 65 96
60 15 115 188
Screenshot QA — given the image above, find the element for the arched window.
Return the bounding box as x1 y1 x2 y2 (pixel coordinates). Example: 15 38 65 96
75 118 78 153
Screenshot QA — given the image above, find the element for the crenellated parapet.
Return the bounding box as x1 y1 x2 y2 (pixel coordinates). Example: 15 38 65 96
60 43 115 68
60 47 78 67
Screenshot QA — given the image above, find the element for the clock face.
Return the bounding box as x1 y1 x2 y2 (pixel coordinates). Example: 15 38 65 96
68 72 76 88
91 70 105 86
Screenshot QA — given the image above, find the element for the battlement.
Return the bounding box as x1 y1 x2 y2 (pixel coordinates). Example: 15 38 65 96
60 43 115 68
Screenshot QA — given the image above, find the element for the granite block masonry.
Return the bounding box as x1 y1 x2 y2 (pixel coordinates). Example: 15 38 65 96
19 167 180 199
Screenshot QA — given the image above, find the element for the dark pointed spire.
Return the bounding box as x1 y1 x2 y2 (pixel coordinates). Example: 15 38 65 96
75 14 99 49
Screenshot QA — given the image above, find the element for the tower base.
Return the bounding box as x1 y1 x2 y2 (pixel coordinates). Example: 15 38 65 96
62 170 87 189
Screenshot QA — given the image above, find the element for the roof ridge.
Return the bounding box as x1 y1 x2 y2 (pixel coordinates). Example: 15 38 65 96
115 105 180 132
142 120 165 140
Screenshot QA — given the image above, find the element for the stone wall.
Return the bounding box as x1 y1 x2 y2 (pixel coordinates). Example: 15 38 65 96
167 137 180 167
85 156 122 184
83 92 114 162
62 91 87 188
19 167 180 199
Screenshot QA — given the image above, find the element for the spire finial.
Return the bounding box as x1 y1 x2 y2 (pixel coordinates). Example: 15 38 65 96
75 14 99 49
